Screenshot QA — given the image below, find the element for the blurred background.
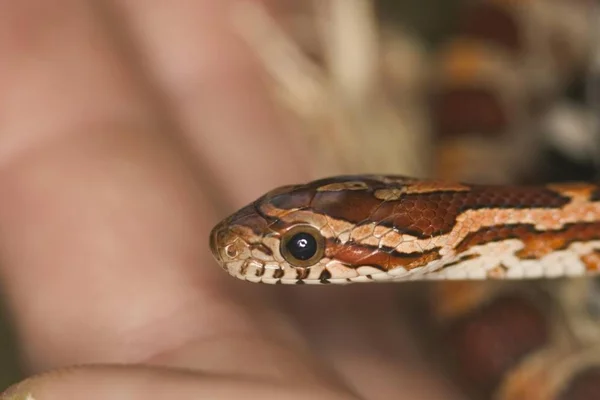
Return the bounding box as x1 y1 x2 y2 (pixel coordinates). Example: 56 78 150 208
2 0 599 397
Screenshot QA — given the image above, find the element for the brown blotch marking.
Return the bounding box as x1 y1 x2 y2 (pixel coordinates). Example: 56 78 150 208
263 176 571 238
254 265 265 277
311 189 386 226
316 185 568 238
325 241 389 270
397 185 569 237
517 234 569 260
557 366 600 400
273 269 284 279
319 269 332 283
249 243 273 257
226 204 271 235
581 251 600 272
458 2 521 53
239 261 249 276
264 175 390 224
456 222 600 260
443 294 549 398
325 240 441 271
264 175 391 213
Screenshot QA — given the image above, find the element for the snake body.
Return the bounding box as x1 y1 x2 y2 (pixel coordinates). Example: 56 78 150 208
208 2 600 398
209 175 600 285
422 2 600 399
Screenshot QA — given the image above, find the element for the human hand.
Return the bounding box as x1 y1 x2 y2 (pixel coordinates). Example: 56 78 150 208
0 2 460 399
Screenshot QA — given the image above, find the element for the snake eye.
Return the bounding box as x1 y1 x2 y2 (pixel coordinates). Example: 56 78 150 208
281 225 325 267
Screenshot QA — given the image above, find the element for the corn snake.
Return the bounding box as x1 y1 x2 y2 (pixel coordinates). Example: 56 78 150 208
208 175 600 399
209 175 600 285
210 1 600 398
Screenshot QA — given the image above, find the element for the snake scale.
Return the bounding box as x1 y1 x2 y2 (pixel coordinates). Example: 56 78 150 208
209 175 600 284
210 1 600 399
209 175 600 400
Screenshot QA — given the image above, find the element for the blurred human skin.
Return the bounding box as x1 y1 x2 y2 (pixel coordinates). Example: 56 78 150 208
0 1 461 399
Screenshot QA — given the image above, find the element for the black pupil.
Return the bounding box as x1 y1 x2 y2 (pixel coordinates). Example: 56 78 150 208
286 232 318 261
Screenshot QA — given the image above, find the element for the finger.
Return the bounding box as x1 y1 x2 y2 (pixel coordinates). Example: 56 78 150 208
0 1 313 380
0 0 216 370
282 285 463 400
106 2 463 397
1 365 358 400
108 0 311 207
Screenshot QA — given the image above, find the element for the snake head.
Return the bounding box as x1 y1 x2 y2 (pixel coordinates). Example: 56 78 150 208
209 182 331 284
209 175 427 284
211 175 600 285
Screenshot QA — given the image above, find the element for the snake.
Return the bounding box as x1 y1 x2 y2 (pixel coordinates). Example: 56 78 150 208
208 2 600 398
209 174 600 285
